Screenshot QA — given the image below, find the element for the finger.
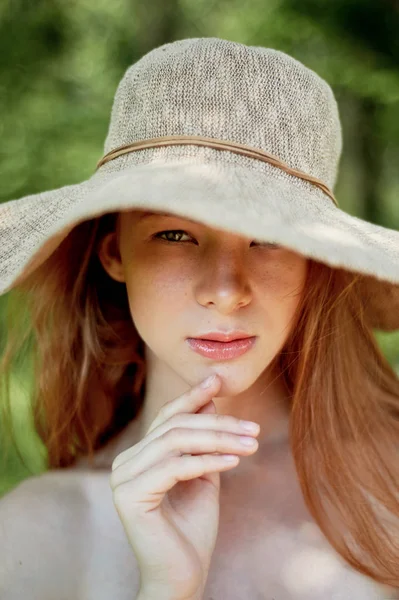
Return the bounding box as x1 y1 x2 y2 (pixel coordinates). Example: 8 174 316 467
196 400 216 414
112 453 241 513
112 375 221 471
110 427 258 489
147 374 221 434
113 408 260 472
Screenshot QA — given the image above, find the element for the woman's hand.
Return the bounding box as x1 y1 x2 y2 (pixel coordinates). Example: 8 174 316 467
109 374 260 600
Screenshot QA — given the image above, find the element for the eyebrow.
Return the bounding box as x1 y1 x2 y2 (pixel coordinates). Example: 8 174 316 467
137 211 176 221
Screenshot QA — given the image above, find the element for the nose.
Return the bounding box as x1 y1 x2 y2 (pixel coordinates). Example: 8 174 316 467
194 247 252 313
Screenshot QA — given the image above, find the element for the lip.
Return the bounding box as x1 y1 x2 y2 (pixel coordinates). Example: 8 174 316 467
193 331 253 342
186 337 257 361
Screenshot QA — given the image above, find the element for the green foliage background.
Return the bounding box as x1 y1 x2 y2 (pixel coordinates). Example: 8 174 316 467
1 0 398 496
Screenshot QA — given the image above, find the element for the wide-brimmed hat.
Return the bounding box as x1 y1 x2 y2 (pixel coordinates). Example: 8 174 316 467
1 37 399 330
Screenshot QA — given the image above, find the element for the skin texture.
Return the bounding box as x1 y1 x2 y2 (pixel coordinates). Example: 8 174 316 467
97 209 308 472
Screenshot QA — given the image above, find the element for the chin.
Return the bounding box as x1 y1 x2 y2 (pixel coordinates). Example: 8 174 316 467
211 358 274 395
210 369 260 397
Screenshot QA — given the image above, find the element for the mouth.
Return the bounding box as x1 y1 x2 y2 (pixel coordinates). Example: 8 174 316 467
186 336 257 361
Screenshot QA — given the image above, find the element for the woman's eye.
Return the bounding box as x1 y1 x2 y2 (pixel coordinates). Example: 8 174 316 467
153 230 281 249
153 230 193 243
251 240 281 249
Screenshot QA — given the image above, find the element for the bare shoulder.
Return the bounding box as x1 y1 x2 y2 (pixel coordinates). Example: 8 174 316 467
0 470 92 600
1 468 141 600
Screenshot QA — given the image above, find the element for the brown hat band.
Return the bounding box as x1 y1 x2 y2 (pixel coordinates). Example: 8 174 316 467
96 134 338 207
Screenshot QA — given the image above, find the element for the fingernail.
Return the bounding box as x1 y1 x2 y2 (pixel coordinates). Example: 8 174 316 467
201 374 217 388
240 420 260 433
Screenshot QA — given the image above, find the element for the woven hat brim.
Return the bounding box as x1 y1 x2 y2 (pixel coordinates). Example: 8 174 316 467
1 159 399 330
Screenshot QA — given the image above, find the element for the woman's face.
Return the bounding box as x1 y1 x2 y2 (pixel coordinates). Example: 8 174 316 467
98 209 308 394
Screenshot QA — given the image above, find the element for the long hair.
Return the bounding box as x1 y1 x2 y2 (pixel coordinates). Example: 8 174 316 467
1 211 398 586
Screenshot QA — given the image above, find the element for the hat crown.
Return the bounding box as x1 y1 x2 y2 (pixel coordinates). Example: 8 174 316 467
104 37 343 190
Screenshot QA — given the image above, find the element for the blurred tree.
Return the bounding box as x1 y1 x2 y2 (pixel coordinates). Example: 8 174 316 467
279 0 399 227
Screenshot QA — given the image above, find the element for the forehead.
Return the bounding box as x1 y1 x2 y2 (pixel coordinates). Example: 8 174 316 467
121 209 201 225
137 210 180 221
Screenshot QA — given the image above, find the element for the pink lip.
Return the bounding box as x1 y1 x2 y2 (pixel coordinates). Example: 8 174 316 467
196 331 252 342
187 337 256 360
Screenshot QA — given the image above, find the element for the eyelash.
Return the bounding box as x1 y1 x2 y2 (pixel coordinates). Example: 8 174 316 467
152 230 280 249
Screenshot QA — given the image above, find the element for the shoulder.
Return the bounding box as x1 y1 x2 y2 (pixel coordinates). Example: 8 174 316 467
0 470 91 600
0 469 92 536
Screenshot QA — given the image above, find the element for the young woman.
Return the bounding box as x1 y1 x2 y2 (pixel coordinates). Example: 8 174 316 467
0 37 398 599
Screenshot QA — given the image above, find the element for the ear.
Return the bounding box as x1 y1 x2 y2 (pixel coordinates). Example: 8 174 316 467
97 231 126 283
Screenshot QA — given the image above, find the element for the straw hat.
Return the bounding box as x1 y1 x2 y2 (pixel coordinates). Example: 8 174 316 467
1 37 398 330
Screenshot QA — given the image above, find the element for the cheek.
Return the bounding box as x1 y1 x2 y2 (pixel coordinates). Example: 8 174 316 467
126 260 189 323
259 252 307 289
258 255 307 328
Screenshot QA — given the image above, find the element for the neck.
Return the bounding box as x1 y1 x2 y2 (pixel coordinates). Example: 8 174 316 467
136 357 291 449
